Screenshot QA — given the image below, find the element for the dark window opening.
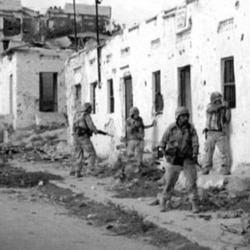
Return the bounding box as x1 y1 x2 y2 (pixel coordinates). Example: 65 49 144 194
75 84 81 100
107 79 114 113
178 65 192 121
3 17 21 36
74 84 82 109
90 82 97 114
153 70 163 113
39 72 58 112
222 57 236 108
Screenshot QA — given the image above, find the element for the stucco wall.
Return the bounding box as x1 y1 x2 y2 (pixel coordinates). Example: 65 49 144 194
0 54 17 117
65 0 250 171
0 48 72 129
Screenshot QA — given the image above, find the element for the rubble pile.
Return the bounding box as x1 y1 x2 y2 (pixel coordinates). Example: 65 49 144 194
2 128 73 162
0 165 62 188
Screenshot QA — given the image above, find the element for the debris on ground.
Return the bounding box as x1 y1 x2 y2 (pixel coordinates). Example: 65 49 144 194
36 182 210 250
217 209 245 219
0 165 62 188
0 128 73 163
219 212 250 247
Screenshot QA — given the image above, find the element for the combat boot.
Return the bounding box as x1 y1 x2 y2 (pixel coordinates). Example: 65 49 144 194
219 168 231 176
160 197 171 212
201 168 210 175
76 171 83 178
190 200 200 213
69 171 76 176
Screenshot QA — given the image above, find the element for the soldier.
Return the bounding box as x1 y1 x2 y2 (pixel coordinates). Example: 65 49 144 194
70 102 98 178
126 107 156 172
202 92 231 175
158 107 200 213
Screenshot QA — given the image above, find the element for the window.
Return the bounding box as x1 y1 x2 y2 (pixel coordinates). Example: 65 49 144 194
222 57 236 108
153 71 163 113
74 84 82 108
107 79 114 113
90 82 97 114
39 73 58 112
75 84 81 100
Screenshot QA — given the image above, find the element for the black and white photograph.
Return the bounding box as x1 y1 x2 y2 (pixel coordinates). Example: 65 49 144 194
0 0 249 249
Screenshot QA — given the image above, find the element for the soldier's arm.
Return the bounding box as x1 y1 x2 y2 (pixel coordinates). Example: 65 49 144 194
222 101 231 123
206 103 223 113
85 115 98 134
143 118 152 130
126 119 134 133
144 119 156 129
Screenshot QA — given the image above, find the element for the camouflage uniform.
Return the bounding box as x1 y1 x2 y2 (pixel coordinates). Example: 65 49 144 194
202 92 231 175
70 103 98 177
126 107 145 168
159 107 200 213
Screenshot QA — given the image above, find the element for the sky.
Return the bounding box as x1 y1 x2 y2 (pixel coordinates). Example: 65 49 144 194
21 0 181 25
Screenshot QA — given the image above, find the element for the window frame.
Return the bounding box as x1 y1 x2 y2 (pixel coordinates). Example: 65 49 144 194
221 56 236 108
90 81 97 114
152 70 163 114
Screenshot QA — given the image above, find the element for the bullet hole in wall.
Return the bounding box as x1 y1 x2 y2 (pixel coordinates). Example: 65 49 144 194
241 34 244 41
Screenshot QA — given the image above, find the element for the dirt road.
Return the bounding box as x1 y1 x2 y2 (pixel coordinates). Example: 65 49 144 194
0 188 159 250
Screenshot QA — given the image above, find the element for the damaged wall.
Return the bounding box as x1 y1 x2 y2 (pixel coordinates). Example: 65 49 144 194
65 0 250 171
0 48 72 129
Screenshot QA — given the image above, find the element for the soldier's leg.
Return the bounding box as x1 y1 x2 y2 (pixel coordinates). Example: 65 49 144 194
216 133 231 175
134 140 144 169
70 137 77 175
160 164 181 212
183 159 200 213
202 132 216 174
74 138 84 177
83 138 96 171
127 140 136 158
127 140 138 171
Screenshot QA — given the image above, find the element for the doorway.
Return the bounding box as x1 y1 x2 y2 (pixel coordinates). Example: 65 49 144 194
178 65 192 121
124 75 133 119
39 72 58 112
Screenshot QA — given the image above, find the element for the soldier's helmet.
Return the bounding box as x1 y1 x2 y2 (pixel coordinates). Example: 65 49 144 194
210 92 222 104
82 102 92 112
175 106 189 120
129 107 139 116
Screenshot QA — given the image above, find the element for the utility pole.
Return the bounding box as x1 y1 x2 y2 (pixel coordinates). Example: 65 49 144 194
95 0 102 84
73 0 78 51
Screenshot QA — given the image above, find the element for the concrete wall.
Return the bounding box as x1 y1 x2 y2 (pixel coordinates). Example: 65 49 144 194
0 48 72 129
65 0 250 171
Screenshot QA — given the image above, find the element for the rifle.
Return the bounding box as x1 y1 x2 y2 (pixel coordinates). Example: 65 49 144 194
97 130 114 137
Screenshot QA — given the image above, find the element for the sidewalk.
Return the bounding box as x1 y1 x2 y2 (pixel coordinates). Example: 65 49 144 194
14 160 250 250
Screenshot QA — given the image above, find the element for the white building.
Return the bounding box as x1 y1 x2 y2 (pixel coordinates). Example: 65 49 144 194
0 46 72 129
65 0 250 172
